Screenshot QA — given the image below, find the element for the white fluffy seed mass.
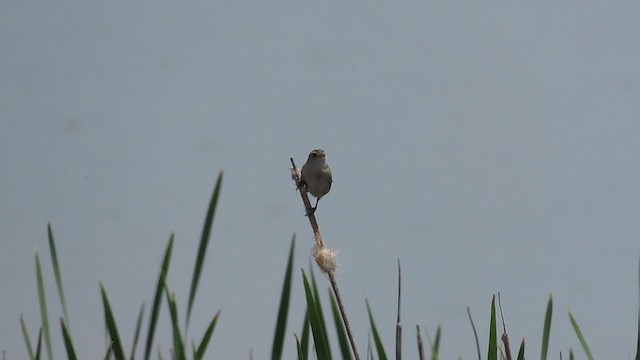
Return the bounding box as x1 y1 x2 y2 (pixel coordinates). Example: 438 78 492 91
314 246 337 274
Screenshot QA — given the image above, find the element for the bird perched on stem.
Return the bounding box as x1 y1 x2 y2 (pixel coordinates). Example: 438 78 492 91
301 149 332 215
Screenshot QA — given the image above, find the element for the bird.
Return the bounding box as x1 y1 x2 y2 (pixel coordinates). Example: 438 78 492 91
301 149 332 215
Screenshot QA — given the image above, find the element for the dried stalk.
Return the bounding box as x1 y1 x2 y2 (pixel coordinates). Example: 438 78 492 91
290 157 360 360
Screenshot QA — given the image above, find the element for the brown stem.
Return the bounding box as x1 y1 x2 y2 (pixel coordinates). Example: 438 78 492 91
290 157 359 360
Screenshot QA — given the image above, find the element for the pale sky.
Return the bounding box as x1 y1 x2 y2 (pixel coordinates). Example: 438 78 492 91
1 2 639 359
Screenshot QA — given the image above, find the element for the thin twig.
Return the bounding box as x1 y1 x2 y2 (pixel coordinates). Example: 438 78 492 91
416 325 425 360
467 306 482 360
290 156 359 360
396 259 402 360
498 293 512 360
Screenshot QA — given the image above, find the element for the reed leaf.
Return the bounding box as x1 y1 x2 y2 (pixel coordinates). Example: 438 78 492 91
488 295 497 360
295 334 304 360
144 234 174 360
365 299 387 360
186 171 223 331
35 252 53 360
100 283 126 360
300 308 310 360
60 318 78 360
541 295 553 360
48 223 70 330
309 266 331 353
195 310 220 359
302 270 331 360
34 329 42 360
516 339 525 360
568 311 593 360
166 290 185 360
20 316 35 360
130 302 145 360
271 235 296 360
329 289 351 360
104 342 113 360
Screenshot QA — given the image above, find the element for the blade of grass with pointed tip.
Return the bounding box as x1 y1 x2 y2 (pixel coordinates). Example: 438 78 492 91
104 342 113 360
365 299 387 360
130 303 145 360
309 266 331 352
35 329 42 360
302 270 331 360
431 325 441 360
295 334 304 360
636 256 639 360
166 290 185 360
48 223 70 330
541 295 553 360
329 289 352 360
196 310 220 359
488 295 497 360
35 252 53 360
271 235 296 360
100 283 126 360
20 316 35 360
300 308 310 360
516 339 525 360
568 312 593 360
186 171 223 332
416 325 425 360
61 318 78 360
144 234 174 360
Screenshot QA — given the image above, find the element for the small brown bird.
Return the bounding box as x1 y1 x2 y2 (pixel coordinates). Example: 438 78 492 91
301 149 332 215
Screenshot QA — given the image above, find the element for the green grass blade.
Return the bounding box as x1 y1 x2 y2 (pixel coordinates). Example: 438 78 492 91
431 325 441 360
300 308 310 360
516 339 525 360
309 267 331 353
48 223 70 330
365 299 388 360
35 252 53 360
100 283 126 360
295 334 304 360
20 316 35 360
186 171 223 332
35 329 43 360
541 295 553 360
104 342 113 360
301 270 331 360
329 289 352 360
196 310 221 359
366 334 373 360
165 290 186 360
271 235 296 360
61 318 78 360
568 311 593 360
636 255 639 360
130 303 145 360
488 295 497 360
569 348 575 360
144 234 174 360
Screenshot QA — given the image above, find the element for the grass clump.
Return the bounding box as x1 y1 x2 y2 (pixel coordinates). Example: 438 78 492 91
15 167 640 360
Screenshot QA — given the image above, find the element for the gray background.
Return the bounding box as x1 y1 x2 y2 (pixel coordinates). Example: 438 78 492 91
2 1 639 359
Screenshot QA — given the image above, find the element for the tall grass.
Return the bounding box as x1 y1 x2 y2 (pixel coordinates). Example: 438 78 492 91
16 168 640 359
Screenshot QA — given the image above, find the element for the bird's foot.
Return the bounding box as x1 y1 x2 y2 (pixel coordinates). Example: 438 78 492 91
305 206 317 217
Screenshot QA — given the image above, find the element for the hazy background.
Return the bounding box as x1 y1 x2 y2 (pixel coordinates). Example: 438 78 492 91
2 1 639 359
